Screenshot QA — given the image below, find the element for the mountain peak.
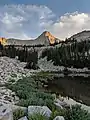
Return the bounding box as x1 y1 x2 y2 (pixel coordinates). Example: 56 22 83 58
42 31 49 34
41 31 56 44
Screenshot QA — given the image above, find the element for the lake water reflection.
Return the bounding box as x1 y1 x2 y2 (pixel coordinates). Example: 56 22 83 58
47 75 90 106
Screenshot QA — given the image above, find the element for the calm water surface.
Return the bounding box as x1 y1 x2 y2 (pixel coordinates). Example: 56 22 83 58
46 75 90 106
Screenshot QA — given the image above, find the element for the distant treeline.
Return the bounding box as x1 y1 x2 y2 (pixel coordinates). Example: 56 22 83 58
5 44 45 48
1 38 90 69
41 39 90 68
0 44 38 69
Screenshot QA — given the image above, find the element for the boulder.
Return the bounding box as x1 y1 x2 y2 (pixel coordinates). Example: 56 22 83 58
54 102 63 109
53 116 65 120
18 116 28 120
28 106 52 118
0 104 13 120
54 99 69 109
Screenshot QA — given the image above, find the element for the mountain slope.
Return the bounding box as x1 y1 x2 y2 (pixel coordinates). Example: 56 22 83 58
7 31 60 46
68 30 90 42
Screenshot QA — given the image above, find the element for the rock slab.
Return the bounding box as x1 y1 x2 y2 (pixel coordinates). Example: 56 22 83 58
28 106 52 118
53 116 65 120
18 116 28 120
0 104 13 120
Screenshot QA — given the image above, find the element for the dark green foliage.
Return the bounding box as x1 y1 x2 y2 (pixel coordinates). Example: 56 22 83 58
41 39 90 68
64 105 90 120
25 61 39 70
28 113 48 120
50 105 90 120
7 73 90 120
24 48 38 69
7 75 54 109
0 42 4 56
13 108 25 120
2 45 38 69
0 42 3 50
49 108 66 120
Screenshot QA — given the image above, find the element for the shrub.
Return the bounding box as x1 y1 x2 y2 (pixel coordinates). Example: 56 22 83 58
49 108 66 120
49 105 90 120
64 105 90 120
13 108 25 120
28 113 48 120
7 75 54 108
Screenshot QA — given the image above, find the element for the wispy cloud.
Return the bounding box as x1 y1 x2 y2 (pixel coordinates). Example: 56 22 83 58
48 12 90 39
0 5 90 40
0 5 55 39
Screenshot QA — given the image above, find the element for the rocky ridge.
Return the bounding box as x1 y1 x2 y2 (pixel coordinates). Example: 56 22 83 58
7 31 60 46
68 30 90 42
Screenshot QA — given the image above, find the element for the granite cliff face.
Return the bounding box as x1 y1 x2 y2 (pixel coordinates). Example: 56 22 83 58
7 31 60 46
0 38 7 46
68 30 90 42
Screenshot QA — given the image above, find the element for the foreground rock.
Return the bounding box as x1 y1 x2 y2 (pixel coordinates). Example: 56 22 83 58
0 104 52 120
53 116 65 120
0 104 13 120
0 103 27 120
18 116 28 120
28 106 52 118
54 99 69 109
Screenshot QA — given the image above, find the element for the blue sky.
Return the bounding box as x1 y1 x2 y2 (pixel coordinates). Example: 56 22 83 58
0 0 90 39
0 0 90 15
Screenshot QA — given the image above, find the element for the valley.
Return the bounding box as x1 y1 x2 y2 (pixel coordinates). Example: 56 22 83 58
0 30 90 119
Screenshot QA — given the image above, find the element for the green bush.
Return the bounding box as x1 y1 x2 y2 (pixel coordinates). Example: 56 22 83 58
13 108 25 120
49 105 90 120
64 105 90 120
50 108 66 120
28 113 48 120
7 75 54 109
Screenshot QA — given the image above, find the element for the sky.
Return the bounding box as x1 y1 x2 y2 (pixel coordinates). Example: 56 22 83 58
0 0 90 39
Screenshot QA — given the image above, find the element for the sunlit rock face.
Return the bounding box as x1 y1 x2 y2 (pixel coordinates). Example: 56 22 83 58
45 31 56 44
0 38 7 46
